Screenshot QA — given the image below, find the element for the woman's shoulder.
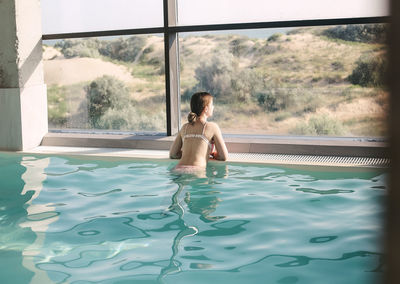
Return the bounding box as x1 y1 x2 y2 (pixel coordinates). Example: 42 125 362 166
180 122 191 130
178 123 189 136
206 122 221 131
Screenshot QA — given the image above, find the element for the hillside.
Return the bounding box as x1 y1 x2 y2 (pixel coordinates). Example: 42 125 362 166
44 56 135 85
43 26 388 136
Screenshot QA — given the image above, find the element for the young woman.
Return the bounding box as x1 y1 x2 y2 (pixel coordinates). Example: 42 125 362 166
169 92 228 171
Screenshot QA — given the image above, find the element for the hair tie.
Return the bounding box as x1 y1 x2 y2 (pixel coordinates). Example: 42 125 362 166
188 112 198 124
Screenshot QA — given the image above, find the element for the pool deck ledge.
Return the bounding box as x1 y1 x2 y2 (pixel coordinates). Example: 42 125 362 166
21 146 390 168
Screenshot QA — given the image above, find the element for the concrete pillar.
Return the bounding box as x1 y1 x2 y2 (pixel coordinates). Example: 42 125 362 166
0 0 47 150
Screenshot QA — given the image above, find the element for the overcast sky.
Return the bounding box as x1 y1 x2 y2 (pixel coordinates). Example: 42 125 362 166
41 0 389 34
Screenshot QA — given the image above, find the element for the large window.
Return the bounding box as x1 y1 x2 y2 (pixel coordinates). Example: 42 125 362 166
43 35 166 133
41 0 163 34
42 0 389 138
179 25 388 137
177 0 389 26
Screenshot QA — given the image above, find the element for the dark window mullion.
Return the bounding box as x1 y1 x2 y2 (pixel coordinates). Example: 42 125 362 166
169 16 390 33
164 0 180 136
42 27 164 40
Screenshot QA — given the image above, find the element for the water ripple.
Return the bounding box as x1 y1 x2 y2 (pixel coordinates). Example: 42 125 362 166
1 153 385 284
309 236 338 243
78 188 122 197
296 188 354 195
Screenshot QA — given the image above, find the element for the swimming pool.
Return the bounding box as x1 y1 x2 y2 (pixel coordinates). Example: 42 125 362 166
0 152 386 284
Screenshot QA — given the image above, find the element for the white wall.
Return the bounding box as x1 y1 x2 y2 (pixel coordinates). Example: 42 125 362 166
0 0 47 150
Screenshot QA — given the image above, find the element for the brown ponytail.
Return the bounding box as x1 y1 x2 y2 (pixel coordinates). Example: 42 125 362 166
188 92 213 124
187 112 197 124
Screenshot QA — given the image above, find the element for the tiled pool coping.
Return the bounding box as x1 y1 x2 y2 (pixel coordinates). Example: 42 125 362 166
21 146 390 168
41 132 388 158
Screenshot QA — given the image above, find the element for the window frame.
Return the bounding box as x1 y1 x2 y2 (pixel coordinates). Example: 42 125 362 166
41 0 390 137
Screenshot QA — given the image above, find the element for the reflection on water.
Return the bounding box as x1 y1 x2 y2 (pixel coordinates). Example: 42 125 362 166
0 154 386 284
158 165 229 282
0 154 51 283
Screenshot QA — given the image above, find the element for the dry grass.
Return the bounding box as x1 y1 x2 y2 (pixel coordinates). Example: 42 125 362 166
44 29 388 136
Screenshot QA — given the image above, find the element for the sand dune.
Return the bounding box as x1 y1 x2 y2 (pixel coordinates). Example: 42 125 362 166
43 46 63 60
43 57 135 86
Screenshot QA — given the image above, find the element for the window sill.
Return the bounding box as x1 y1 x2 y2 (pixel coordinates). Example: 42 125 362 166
41 132 388 158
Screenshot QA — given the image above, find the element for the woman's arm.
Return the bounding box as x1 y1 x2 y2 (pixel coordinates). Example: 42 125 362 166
211 123 228 161
169 131 183 159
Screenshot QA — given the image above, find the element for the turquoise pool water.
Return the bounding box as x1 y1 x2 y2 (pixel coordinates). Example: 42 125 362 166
0 152 386 284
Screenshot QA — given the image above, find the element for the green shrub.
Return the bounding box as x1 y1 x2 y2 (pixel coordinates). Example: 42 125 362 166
255 87 324 116
55 36 147 62
255 88 297 112
348 55 387 87
325 74 343 84
191 51 263 103
231 69 263 102
274 112 291 122
85 75 130 127
193 51 234 101
291 115 345 136
229 37 250 57
268 33 282 42
64 45 99 58
331 61 345 71
261 44 280 55
256 92 280 112
142 45 154 54
322 24 388 43
85 76 165 131
97 107 165 131
99 36 146 62
146 57 162 66
181 88 193 102
47 85 68 126
55 39 101 58
311 76 323 83
300 93 323 113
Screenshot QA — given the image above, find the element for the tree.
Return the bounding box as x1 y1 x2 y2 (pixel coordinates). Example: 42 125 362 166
192 50 263 103
85 75 130 127
99 36 146 62
348 55 387 87
323 24 388 43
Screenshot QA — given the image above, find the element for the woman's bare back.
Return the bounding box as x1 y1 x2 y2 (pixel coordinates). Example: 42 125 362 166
170 121 228 168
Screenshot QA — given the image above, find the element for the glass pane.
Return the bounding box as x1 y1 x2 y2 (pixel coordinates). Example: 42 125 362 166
178 0 389 26
41 0 163 34
179 24 389 137
43 35 166 133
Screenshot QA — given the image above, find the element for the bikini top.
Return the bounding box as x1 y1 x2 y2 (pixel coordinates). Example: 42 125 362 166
182 122 213 150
